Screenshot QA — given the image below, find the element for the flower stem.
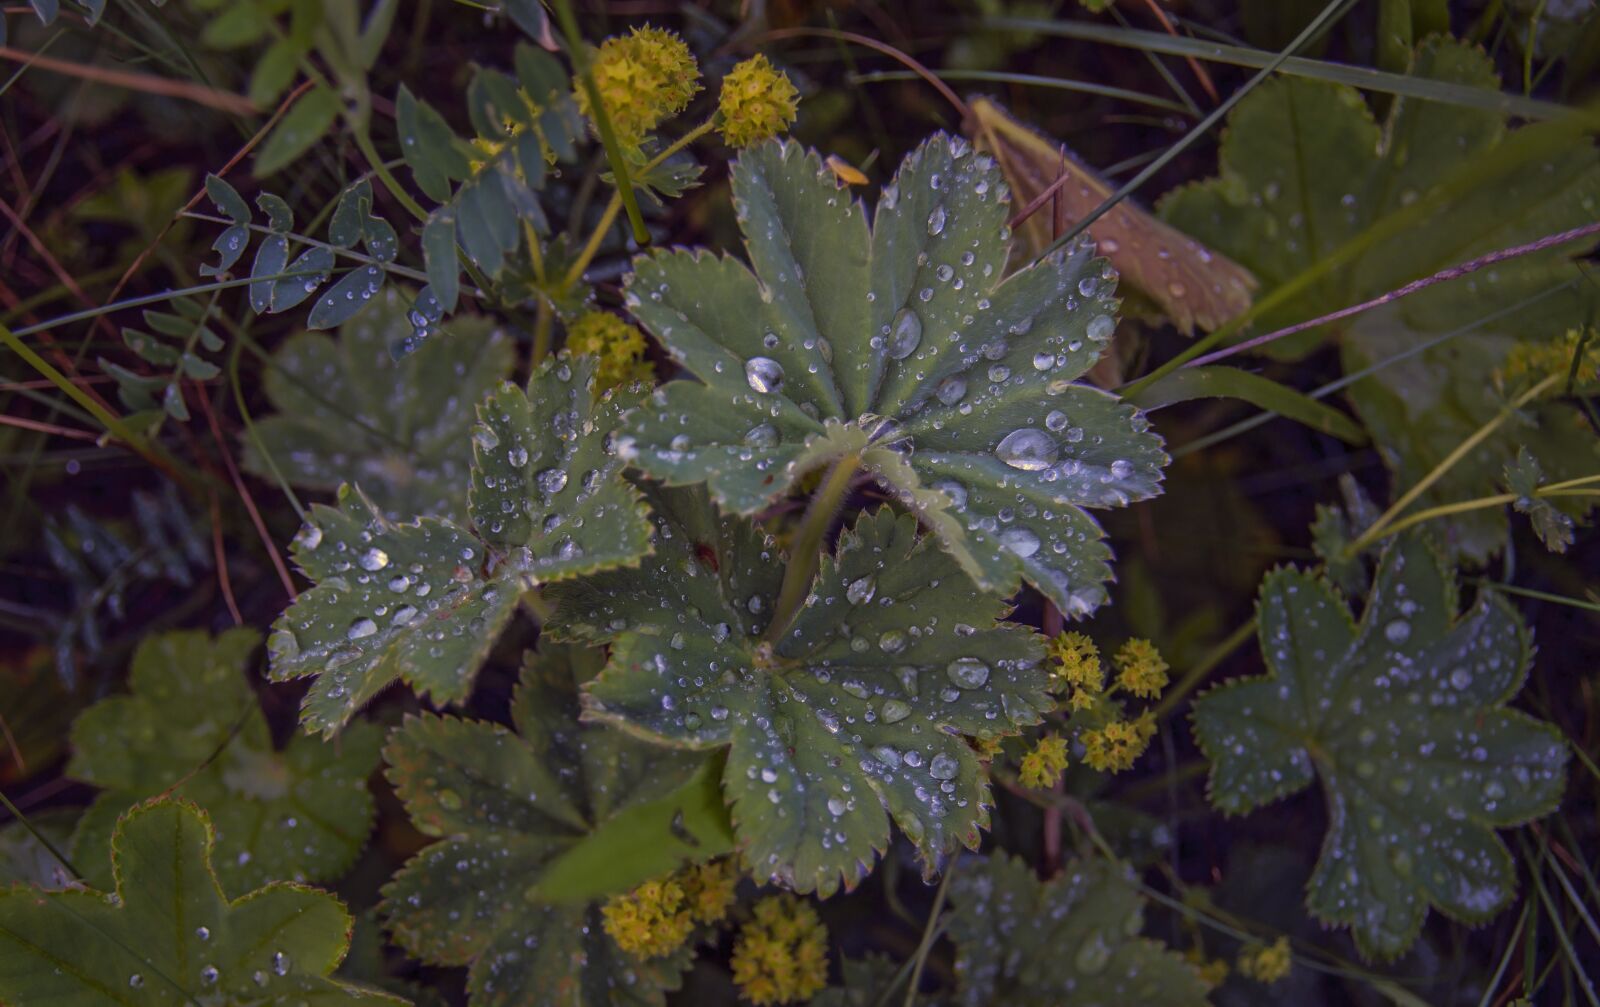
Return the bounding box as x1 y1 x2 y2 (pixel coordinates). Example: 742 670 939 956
764 454 862 644
1347 372 1562 554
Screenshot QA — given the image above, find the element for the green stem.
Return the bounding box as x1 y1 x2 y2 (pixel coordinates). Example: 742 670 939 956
1152 618 1258 721
531 296 554 366
902 850 959 1007
764 455 863 644
557 122 711 293
353 121 429 222
0 790 81 882
562 193 624 292
1347 372 1562 554
551 0 649 245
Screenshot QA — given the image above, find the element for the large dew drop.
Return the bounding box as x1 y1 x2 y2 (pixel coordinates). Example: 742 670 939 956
946 657 990 689
994 428 1058 471
745 356 785 394
888 308 922 360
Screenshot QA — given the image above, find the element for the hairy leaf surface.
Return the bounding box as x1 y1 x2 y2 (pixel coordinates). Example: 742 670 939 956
1191 535 1568 958
0 799 403 1005
68 629 380 896
946 854 1209 1006
621 134 1167 616
553 488 1053 895
381 645 725 1006
268 355 652 736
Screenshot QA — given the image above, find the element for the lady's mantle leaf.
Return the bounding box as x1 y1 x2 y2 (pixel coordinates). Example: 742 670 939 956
552 487 1053 896
67 629 380 896
620 134 1167 617
1190 535 1568 959
1161 37 1600 558
946 854 1209 1007
381 646 724 1007
0 799 405 1005
243 287 514 521
268 355 653 736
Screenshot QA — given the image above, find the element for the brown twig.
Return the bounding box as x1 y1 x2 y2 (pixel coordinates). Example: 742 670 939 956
1137 0 1220 103
209 489 245 627
0 413 101 441
0 45 257 114
760 27 969 118
196 387 297 601
1187 220 1600 368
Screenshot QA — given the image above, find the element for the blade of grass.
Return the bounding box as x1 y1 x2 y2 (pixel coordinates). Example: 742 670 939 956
848 69 1192 115
981 14 1599 125
1027 0 1358 264
550 0 649 246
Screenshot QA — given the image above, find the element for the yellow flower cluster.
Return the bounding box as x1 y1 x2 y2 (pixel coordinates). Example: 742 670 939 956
1183 947 1229 990
601 859 738 959
1236 936 1292 984
1114 638 1169 699
1498 328 1600 389
1047 631 1103 711
1081 710 1156 773
577 26 700 146
718 54 800 148
730 895 829 1005
566 310 653 391
1018 733 1069 788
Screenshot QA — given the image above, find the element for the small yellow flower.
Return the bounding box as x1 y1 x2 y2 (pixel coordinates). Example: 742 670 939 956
1113 638 1168 699
601 877 695 959
972 735 1005 761
1081 715 1153 773
717 54 800 148
1066 686 1099 712
1237 936 1292 983
1018 733 1070 788
680 859 739 925
1498 328 1600 389
1183 947 1229 990
577 26 700 146
731 895 829 1005
1048 632 1103 695
566 310 653 391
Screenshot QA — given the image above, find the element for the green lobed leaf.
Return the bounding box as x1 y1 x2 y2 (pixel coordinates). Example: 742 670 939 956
945 853 1209 1006
243 287 514 521
266 354 652 736
267 484 519 737
466 360 653 576
620 134 1167 617
381 645 715 1006
1161 37 1600 557
0 799 405 1005
552 488 1054 896
67 629 380 897
1190 534 1569 959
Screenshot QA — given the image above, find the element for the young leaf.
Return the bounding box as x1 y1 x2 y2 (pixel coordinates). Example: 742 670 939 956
552 489 1054 896
65 629 380 897
620 134 1167 616
1191 535 1569 959
946 854 1210 1006
267 354 652 736
381 646 719 1006
0 799 405 1005
1161 37 1600 557
1504 447 1575 553
243 287 514 520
